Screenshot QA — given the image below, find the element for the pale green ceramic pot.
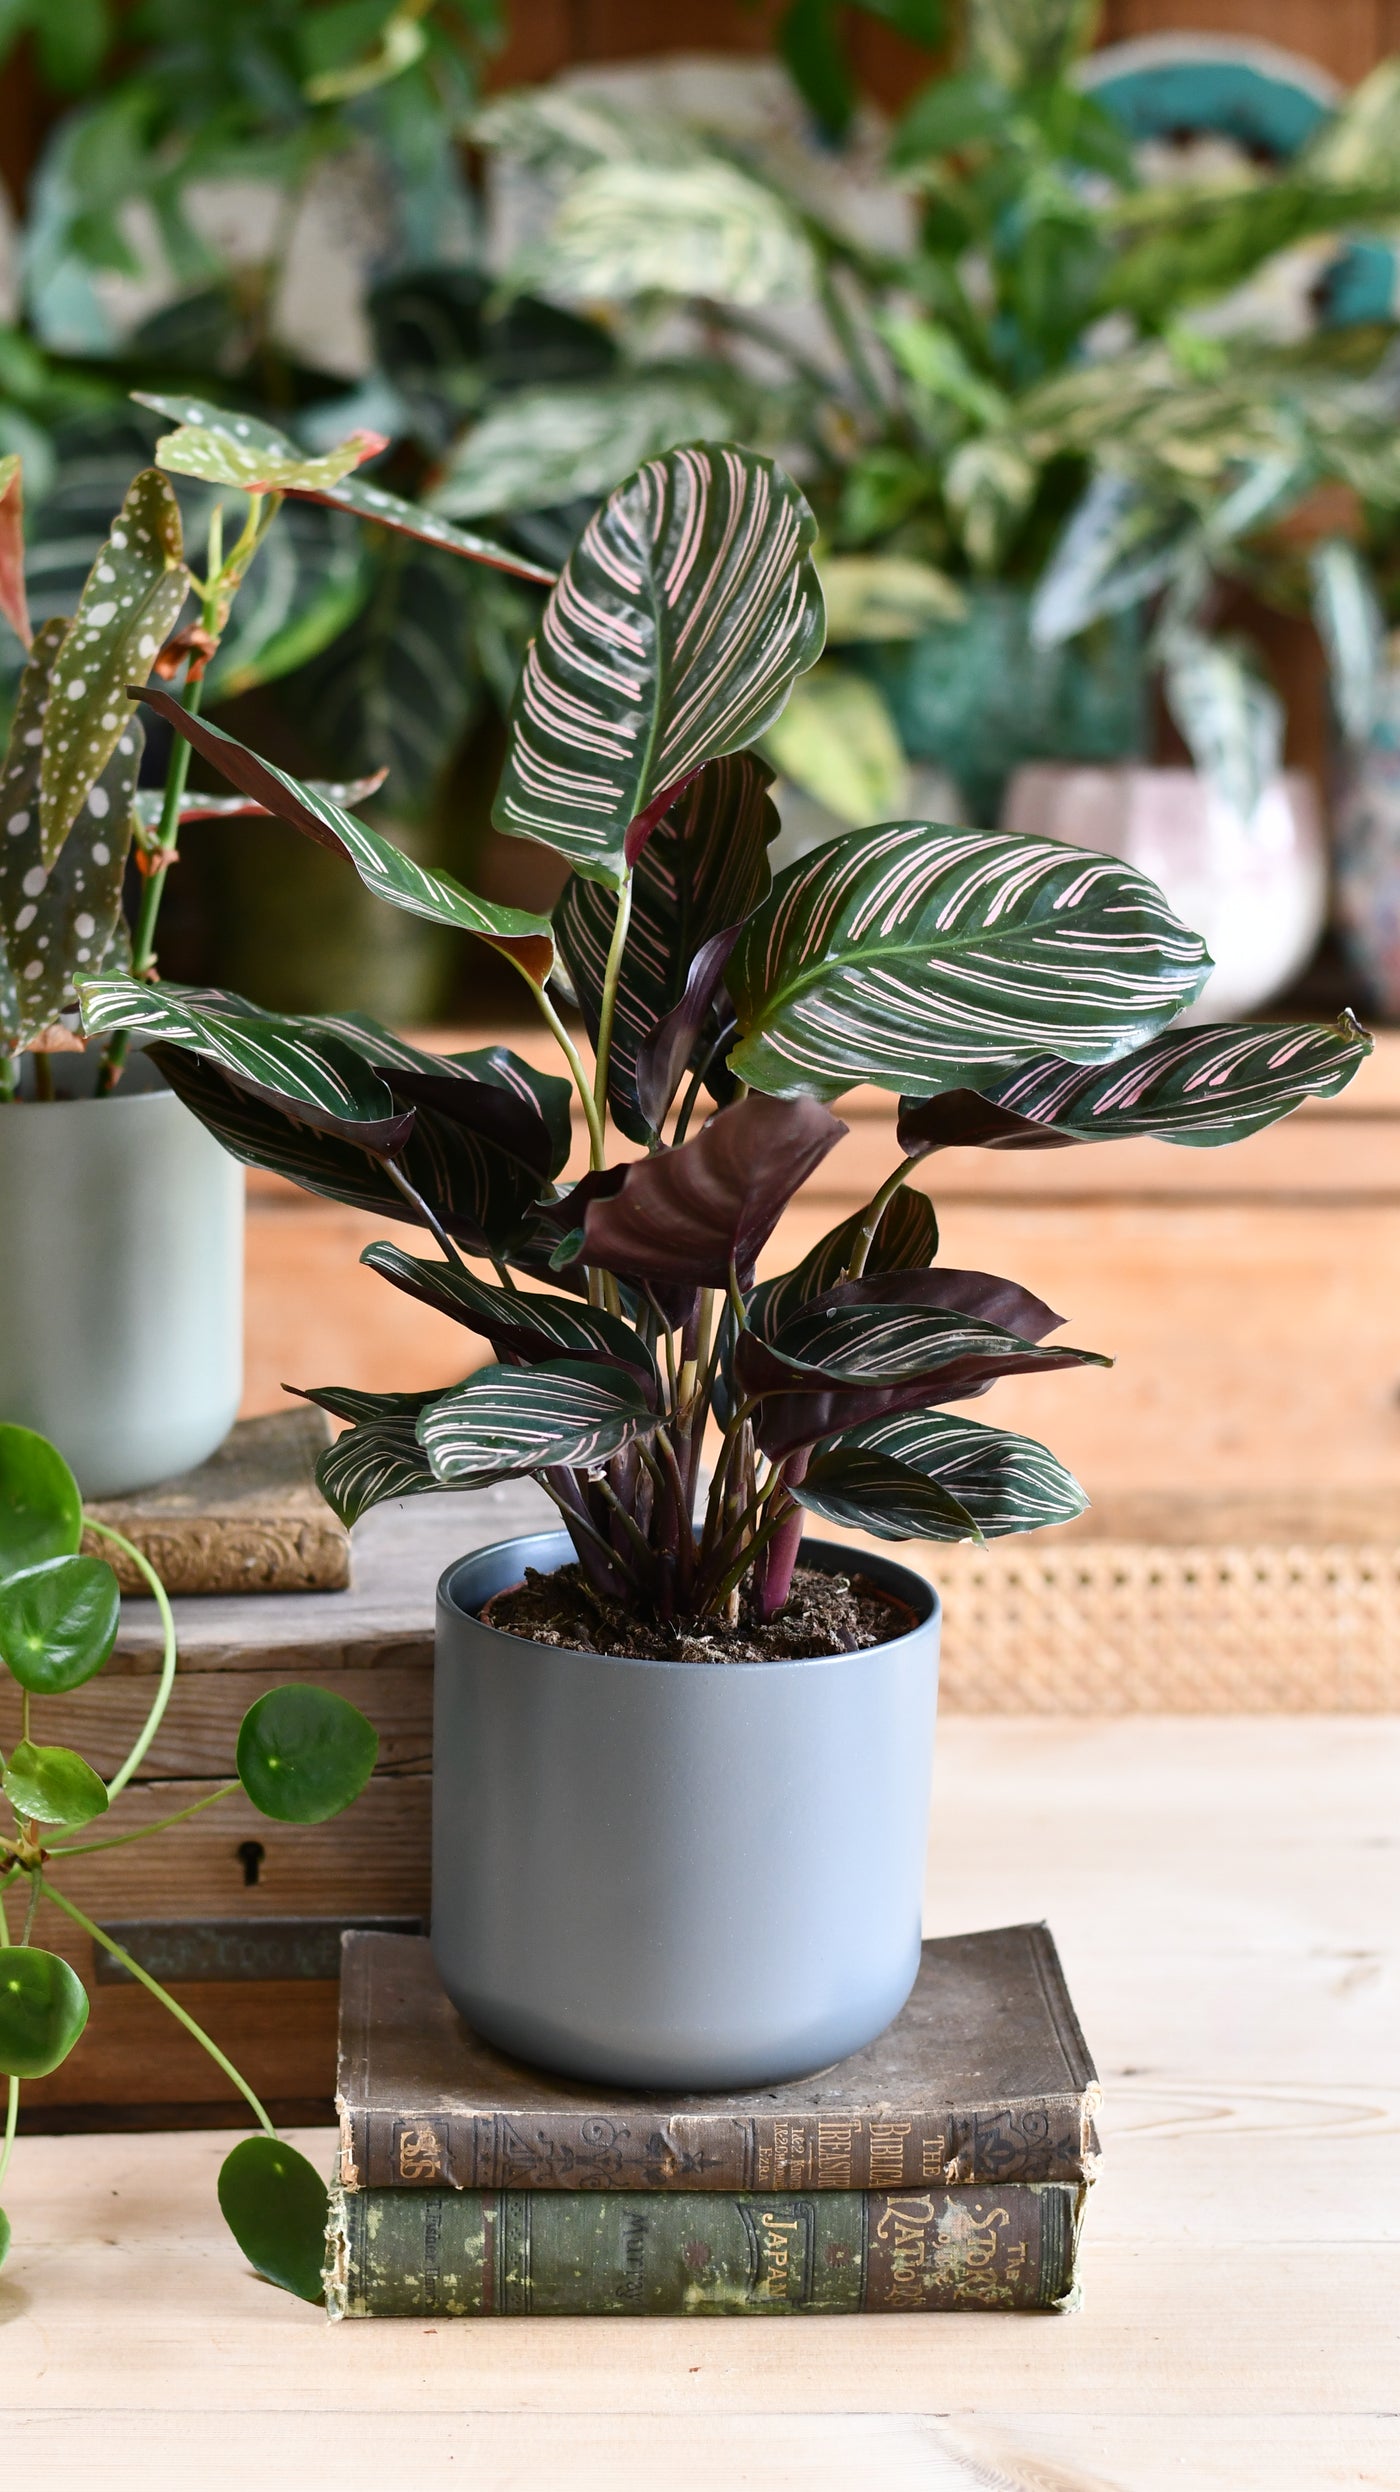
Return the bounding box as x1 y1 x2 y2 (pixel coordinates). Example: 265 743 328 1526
0 1048 244 1495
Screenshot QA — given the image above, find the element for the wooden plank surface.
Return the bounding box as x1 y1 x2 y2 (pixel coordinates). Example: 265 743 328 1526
1 1717 1395 2491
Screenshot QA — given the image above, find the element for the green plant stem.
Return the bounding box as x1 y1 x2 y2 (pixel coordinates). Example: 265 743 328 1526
83 1520 177 1802
49 1784 240 1859
591 871 634 1130
508 970 607 1170
43 1884 276 2137
0 1877 10 1943
845 1158 918 1280
0 2075 17 2191
95 655 207 1095
0 1052 16 1101
32 1051 53 1103
385 1160 468 1270
20 1870 40 1944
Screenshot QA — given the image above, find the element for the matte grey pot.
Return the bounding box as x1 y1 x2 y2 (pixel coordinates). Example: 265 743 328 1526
0 1049 244 1497
433 1531 940 2089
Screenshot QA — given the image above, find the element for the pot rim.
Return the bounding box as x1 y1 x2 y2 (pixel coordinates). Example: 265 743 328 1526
438 1528 939 1674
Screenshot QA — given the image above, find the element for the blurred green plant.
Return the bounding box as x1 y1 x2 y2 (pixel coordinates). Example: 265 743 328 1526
464 9 1400 823
0 1420 378 2299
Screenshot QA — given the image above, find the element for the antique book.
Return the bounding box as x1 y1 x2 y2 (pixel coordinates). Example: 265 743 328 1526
337 1926 1101 2194
326 2178 1086 2318
83 1408 350 1595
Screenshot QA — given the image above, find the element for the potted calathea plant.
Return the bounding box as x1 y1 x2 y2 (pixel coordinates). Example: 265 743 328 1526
0 408 550 1495
83 434 1372 2089
0 1419 377 2297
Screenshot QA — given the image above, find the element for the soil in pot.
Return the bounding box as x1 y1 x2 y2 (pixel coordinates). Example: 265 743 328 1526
481 1560 915 1664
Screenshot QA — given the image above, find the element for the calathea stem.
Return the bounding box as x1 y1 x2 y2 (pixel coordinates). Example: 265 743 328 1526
592 870 634 1129
43 1885 276 2137
754 1451 811 1622
845 1158 919 1280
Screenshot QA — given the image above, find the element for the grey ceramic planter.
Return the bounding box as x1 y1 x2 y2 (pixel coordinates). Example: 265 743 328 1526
0 1049 244 1496
433 1530 940 2089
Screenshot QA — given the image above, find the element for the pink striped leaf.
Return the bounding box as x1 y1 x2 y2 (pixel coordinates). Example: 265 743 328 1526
728 822 1212 1100
897 1012 1373 1154
419 1358 659 1483
791 1412 1087 1542
493 444 824 888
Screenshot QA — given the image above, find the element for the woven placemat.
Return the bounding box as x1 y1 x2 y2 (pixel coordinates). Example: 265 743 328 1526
83 1407 350 1596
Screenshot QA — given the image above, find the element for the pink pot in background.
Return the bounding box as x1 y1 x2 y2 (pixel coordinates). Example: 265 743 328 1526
1002 765 1328 1021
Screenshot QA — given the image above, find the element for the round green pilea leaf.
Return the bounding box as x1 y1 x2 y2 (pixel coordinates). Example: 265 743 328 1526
0 1426 82 1585
0 1946 90 2078
218 2135 328 2304
236 1684 378 1824
0 1554 120 1694
2 1741 109 1829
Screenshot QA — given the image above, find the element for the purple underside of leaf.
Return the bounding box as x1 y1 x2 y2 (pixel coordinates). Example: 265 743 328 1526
579 1095 848 1290
897 1089 1073 1156
802 1267 1065 1342
623 767 703 870
633 926 741 1134
223 1068 417 1157
374 1066 558 1184
132 684 351 859
739 1338 1106 1462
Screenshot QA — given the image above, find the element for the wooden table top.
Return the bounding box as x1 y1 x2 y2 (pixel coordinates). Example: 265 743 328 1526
2 1714 1395 2492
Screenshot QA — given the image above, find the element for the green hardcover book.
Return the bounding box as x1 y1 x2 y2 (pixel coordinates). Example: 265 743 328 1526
337 1925 1101 2195
326 2179 1086 2318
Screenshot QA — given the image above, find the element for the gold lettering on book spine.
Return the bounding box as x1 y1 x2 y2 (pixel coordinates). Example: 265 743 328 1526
868 2121 912 2187
397 2123 443 2183
756 2209 802 2301
873 2191 940 2309
816 2120 854 2188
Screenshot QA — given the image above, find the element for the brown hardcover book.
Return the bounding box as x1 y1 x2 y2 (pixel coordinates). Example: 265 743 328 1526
337 1925 1101 2195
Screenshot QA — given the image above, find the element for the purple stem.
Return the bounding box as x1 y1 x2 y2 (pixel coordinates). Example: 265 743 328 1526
754 1450 810 1622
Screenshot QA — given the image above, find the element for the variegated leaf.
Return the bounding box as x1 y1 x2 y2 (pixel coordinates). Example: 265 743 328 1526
0 452 30 648
134 392 557 585
762 663 907 828
735 1297 1108 1460
728 823 1212 1101
790 1447 980 1543
1030 471 1196 649
815 1410 1089 1539
1160 628 1282 825
898 1013 1373 1156
554 750 777 1143
418 1357 659 1483
493 444 825 888
299 1385 443 1526
749 1187 939 1342
39 470 188 863
433 368 757 521
76 979 410 1143
132 689 555 984
132 772 388 836
0 620 141 1052
817 555 963 643
360 1241 658 1391
1310 537 1384 748
517 158 814 309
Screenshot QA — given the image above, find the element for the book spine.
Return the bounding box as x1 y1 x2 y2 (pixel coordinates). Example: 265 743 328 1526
326 2182 1084 2318
344 2097 1096 2192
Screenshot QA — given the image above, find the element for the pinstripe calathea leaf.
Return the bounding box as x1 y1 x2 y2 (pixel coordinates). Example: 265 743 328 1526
748 1186 939 1343
136 393 555 586
790 1411 1088 1542
492 444 825 889
734 1273 1108 1460
76 979 415 1149
359 1241 659 1394
131 688 555 986
297 1385 442 1526
896 1013 1373 1156
137 1020 568 1257
0 620 142 1052
132 773 388 836
418 1358 660 1483
39 468 188 863
554 750 778 1142
727 823 1212 1102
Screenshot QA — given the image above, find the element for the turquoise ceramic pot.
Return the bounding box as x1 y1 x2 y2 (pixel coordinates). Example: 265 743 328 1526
0 1049 243 1495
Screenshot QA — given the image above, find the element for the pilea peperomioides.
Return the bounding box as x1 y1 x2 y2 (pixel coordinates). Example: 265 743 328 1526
0 1422 377 2297
81 433 1374 1630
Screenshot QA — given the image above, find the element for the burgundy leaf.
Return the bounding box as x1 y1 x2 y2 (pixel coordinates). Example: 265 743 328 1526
623 767 702 870
374 1066 559 1186
580 1095 847 1290
804 1266 1065 1343
0 456 30 648
897 1089 1074 1157
750 1189 939 1341
633 925 740 1135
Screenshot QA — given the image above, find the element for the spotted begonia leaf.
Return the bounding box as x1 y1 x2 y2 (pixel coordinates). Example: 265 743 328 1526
0 619 142 1053
38 470 186 864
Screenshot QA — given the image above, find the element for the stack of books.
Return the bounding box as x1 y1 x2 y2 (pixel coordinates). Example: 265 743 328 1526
326 1923 1100 2319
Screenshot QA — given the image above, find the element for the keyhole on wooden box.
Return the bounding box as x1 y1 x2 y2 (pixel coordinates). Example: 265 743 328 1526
237 1840 265 1889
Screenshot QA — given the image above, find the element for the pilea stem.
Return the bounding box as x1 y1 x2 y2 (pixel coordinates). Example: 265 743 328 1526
43 1885 276 2137
0 2075 17 2191
50 1783 240 1859
84 1519 177 1802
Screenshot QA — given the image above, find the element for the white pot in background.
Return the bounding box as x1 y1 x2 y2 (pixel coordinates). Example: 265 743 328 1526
0 1049 244 1497
1002 764 1328 1020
